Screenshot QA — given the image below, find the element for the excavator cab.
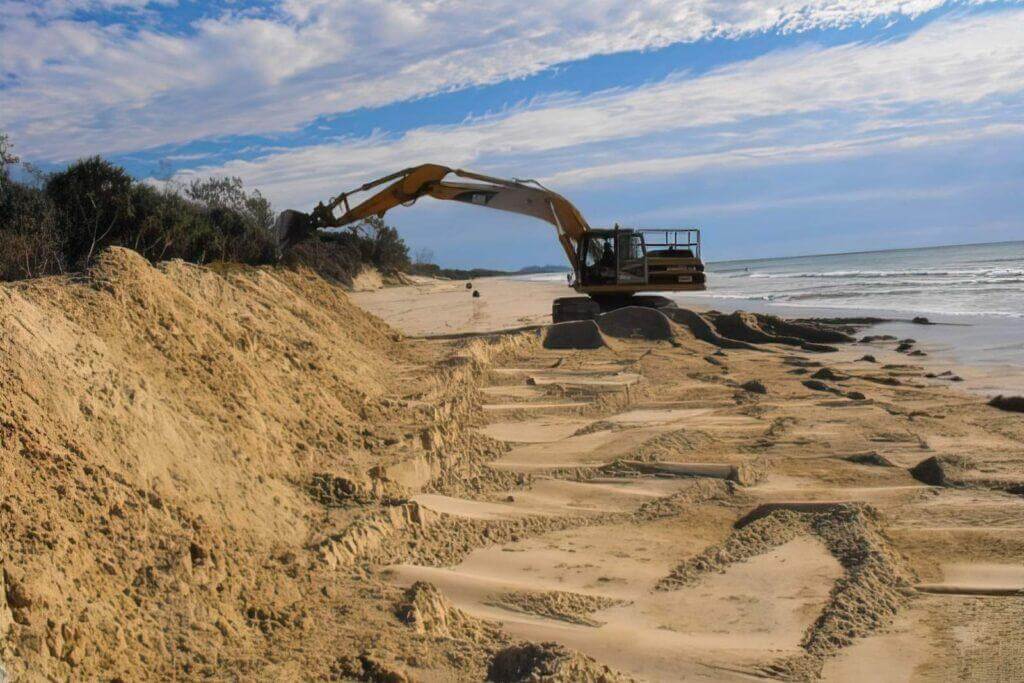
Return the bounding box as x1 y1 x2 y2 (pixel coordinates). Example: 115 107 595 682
575 228 704 292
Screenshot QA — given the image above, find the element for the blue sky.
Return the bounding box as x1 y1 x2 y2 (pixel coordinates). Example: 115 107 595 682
2 1 1022 268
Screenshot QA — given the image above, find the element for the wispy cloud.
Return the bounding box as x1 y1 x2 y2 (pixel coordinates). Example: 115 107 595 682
170 10 1024 209
1 0 1012 159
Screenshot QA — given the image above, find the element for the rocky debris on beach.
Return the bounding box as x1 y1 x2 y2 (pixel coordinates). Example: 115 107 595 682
811 368 849 382
988 395 1024 413
842 451 897 467
740 379 767 394
925 371 963 381
803 379 841 394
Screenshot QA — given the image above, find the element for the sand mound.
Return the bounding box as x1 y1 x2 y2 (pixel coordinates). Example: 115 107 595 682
755 314 853 344
661 308 761 350
708 311 839 352
543 320 608 350
488 642 625 683
350 265 385 291
594 306 675 341
487 590 626 627
396 582 487 638
910 455 1024 494
0 247 527 680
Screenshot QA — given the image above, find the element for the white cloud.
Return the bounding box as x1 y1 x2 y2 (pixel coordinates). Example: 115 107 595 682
169 10 1024 209
1 0 1012 159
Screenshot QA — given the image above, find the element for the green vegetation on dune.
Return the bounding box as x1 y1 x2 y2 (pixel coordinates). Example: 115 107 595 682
0 133 411 285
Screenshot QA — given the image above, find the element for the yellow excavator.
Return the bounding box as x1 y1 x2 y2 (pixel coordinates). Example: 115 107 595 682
277 164 706 322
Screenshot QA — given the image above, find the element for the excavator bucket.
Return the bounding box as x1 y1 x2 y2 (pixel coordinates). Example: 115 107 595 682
275 209 315 252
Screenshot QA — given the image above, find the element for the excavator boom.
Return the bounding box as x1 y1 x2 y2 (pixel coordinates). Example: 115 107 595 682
280 164 586 270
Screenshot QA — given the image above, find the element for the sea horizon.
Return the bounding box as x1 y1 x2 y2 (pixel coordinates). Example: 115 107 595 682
708 238 1024 267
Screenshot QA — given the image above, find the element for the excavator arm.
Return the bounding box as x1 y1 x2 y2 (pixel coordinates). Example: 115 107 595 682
277 164 589 270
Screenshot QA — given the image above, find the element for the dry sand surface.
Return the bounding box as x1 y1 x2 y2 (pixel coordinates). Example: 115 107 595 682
2 252 1022 681
351 275 567 336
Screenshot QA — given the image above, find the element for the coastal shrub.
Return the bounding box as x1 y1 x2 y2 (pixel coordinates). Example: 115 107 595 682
0 133 415 283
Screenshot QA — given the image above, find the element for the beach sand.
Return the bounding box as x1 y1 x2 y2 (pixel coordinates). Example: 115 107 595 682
2 255 1021 681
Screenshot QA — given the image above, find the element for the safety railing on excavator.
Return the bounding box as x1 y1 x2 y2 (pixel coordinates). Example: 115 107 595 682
636 228 701 259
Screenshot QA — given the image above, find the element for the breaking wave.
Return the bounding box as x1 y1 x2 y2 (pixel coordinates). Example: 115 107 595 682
702 241 1024 319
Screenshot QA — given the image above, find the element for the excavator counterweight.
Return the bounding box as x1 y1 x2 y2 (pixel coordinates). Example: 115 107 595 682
276 164 706 322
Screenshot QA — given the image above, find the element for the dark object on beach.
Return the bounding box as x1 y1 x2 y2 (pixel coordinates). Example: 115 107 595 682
858 354 877 363
705 355 723 367
788 368 809 375
910 456 947 486
988 395 1024 413
472 289 481 298
896 342 914 353
925 371 963 381
908 349 927 357
900 338 916 344
865 375 902 386
844 451 895 467
740 380 767 394
861 335 897 343
466 282 473 289
811 368 847 382
802 379 838 393
845 391 867 401
912 316 933 325
783 357 822 368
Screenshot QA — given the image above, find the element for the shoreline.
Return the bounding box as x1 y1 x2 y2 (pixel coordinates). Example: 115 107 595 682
668 293 1024 396
355 274 1024 396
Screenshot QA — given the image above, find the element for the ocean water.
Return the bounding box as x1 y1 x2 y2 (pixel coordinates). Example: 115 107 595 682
680 240 1024 390
700 241 1024 319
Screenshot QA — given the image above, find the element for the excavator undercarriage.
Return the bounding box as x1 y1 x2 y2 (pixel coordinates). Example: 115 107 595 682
277 164 706 323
